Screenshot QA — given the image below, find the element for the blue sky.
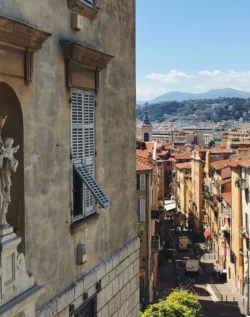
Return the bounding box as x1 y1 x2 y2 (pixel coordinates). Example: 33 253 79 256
136 0 250 100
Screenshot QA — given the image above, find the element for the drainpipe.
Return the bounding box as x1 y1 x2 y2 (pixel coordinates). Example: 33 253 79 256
145 171 150 308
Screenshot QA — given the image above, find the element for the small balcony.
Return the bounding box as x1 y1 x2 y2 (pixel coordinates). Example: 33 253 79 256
151 210 160 220
151 236 160 252
221 206 231 218
239 225 249 239
235 178 248 189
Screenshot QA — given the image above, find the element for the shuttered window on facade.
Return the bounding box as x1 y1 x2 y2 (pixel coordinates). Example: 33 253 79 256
71 89 111 219
139 174 146 190
137 198 146 222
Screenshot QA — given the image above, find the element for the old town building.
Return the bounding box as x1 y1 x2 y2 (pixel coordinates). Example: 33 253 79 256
0 1 138 317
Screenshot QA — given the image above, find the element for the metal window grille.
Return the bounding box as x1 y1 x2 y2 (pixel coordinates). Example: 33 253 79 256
70 296 97 317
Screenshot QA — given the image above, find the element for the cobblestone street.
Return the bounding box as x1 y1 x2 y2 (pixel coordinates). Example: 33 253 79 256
153 220 245 316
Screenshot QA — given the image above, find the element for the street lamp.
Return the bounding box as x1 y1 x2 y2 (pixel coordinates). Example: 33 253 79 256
239 248 250 317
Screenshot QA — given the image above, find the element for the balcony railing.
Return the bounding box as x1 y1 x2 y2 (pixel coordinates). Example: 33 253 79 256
221 207 231 218
151 210 160 220
239 225 249 239
235 178 248 189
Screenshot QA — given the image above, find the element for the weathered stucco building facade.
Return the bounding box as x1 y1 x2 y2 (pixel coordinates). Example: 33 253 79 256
0 1 138 317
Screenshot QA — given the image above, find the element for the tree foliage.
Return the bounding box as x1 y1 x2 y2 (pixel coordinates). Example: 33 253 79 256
136 97 250 123
141 289 202 317
137 222 144 239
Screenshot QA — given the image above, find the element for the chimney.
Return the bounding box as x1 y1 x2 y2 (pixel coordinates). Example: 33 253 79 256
148 152 153 164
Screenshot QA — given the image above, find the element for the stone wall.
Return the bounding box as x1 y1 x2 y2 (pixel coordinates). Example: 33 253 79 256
0 0 136 308
37 238 140 317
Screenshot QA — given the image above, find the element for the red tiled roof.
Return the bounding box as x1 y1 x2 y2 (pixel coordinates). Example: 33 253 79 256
219 178 231 185
222 192 232 206
210 159 229 170
228 157 250 168
238 157 250 168
238 148 250 150
174 153 192 160
176 145 185 150
175 162 191 170
166 158 176 162
158 150 169 156
136 141 156 159
210 149 232 154
165 145 173 150
136 155 155 171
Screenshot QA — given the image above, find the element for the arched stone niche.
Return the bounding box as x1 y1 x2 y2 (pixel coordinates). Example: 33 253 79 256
0 82 25 253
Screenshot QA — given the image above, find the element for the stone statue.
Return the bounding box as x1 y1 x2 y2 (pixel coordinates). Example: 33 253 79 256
0 137 19 226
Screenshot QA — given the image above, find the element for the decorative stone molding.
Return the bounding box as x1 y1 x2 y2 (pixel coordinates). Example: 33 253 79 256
60 41 113 91
67 0 98 20
0 15 51 83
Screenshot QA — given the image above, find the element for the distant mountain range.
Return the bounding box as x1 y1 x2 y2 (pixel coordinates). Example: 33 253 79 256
137 88 250 104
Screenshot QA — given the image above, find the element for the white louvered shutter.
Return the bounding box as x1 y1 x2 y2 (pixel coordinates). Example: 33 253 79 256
139 198 146 222
140 174 146 190
137 199 140 221
83 92 95 216
71 90 84 160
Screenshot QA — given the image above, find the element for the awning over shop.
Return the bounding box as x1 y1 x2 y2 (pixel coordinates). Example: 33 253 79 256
204 230 211 238
164 202 176 212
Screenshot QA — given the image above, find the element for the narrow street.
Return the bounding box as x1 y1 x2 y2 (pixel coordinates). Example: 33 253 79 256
154 219 245 316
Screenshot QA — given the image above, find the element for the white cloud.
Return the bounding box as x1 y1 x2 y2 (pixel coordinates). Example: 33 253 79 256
146 69 194 83
197 70 222 77
196 70 250 91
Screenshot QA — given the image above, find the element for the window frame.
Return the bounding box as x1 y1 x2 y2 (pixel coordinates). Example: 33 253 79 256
67 0 98 20
71 88 96 221
139 174 146 190
137 198 146 222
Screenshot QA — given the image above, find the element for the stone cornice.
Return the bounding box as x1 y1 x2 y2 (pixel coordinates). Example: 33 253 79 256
60 41 113 71
67 0 98 20
0 15 51 54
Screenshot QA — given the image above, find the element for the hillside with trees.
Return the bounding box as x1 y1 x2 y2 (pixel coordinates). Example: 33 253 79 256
136 98 250 123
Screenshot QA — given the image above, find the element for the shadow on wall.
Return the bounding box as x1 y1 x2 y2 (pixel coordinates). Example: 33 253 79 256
0 82 24 253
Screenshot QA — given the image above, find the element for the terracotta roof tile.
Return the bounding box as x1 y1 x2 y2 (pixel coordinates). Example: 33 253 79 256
210 159 229 170
238 157 250 168
228 157 250 168
222 192 232 206
136 155 155 171
165 145 173 150
175 162 191 170
210 149 233 154
174 153 192 160
166 158 176 162
219 178 231 185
